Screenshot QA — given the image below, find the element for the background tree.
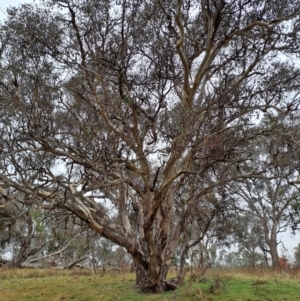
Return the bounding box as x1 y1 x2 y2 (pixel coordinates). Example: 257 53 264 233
0 193 49 268
232 213 266 267
225 116 300 268
294 243 300 267
0 0 300 292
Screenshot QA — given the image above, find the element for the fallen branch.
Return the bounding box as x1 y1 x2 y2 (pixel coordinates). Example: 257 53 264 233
63 257 87 270
21 263 45 269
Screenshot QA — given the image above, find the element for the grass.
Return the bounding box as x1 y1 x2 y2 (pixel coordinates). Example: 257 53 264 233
0 268 300 301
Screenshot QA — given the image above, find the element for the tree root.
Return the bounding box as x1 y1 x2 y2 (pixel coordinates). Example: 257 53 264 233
165 280 179 291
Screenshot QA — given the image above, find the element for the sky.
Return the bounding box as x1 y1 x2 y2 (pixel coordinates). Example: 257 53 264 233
0 0 300 259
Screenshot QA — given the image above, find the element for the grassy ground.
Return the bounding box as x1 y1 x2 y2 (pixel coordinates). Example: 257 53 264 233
1 268 300 301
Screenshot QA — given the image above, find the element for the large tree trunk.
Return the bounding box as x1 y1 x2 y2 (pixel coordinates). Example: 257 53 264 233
133 229 177 293
134 259 176 293
89 203 179 293
266 224 280 269
261 218 280 269
269 240 280 269
130 188 182 293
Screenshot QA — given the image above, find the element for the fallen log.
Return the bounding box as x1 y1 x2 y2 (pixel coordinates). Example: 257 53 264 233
62 257 87 270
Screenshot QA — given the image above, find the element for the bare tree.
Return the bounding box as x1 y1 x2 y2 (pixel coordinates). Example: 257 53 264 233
0 0 300 292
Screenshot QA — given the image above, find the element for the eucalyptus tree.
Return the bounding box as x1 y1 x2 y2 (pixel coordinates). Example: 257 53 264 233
225 115 300 268
0 0 300 292
232 213 267 267
173 188 222 283
0 193 87 268
0 194 48 268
